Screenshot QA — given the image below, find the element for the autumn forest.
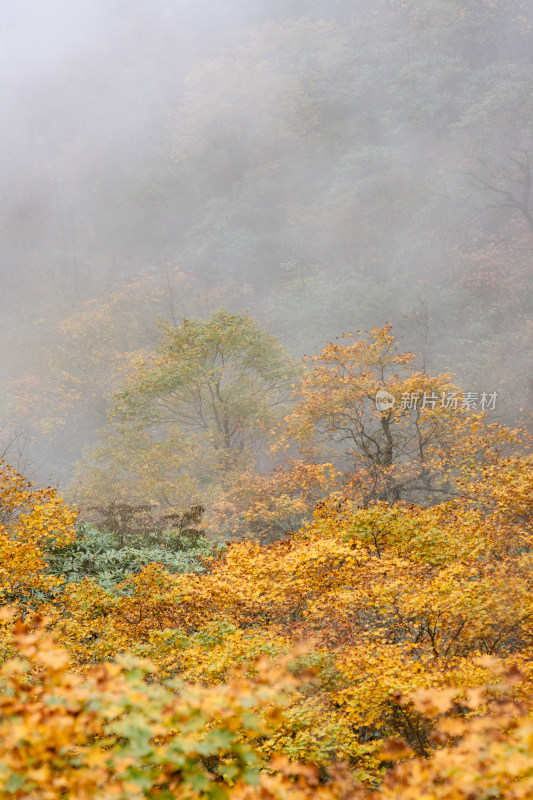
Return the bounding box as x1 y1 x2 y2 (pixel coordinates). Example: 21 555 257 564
0 1 532 798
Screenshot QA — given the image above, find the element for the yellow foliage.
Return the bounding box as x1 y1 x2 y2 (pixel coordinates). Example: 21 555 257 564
0 462 76 611
2 355 533 796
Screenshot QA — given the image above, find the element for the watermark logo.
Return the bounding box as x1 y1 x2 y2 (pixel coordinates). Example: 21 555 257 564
375 390 499 412
375 390 396 411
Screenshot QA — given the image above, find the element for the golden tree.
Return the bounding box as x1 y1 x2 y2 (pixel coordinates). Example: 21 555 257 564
283 325 519 506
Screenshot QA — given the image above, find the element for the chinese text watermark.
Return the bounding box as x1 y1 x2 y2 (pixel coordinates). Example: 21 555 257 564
375 391 498 412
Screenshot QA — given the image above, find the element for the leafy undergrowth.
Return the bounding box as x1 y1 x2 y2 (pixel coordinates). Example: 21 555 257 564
0 452 532 797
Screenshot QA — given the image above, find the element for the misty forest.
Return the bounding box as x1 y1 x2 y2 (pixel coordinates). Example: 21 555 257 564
0 1 533 797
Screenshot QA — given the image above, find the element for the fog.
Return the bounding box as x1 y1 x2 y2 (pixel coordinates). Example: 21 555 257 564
1 0 531 488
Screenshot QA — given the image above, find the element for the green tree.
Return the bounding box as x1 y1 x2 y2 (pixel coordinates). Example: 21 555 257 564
71 311 300 521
